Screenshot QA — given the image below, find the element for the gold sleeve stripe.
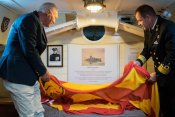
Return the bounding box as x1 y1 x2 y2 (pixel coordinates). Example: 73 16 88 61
158 64 170 75
138 55 146 64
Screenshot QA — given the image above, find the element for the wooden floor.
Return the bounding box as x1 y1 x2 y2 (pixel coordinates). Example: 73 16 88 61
0 98 18 117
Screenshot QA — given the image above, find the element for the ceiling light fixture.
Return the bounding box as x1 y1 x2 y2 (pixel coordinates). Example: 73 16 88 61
84 0 106 13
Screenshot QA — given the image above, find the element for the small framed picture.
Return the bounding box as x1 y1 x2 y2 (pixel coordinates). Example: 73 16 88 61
47 45 63 67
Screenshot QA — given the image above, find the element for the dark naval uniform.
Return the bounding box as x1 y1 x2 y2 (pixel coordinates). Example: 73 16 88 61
50 53 60 61
136 16 175 117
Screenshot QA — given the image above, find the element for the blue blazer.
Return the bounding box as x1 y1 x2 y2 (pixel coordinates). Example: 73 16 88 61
0 11 47 86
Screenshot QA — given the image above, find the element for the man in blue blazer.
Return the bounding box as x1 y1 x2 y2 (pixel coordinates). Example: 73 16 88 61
0 2 58 117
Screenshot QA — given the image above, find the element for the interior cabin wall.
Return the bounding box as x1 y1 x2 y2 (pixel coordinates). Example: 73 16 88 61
0 5 18 44
42 27 154 82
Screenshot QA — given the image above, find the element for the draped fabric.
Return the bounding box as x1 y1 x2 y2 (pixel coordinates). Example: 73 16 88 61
40 61 159 117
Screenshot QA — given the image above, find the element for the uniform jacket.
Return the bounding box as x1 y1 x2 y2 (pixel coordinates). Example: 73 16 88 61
137 16 175 86
50 53 60 61
0 11 47 86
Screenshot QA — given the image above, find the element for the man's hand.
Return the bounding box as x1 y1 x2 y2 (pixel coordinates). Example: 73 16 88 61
147 72 157 83
40 70 50 82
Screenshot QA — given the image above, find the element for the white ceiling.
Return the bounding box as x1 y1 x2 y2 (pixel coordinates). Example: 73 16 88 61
0 0 175 15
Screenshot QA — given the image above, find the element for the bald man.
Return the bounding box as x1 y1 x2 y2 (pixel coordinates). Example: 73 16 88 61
0 2 58 117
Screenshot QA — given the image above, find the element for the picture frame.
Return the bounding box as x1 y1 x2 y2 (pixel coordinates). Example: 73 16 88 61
47 45 63 67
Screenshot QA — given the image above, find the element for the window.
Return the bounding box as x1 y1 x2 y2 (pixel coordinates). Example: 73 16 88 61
83 26 105 41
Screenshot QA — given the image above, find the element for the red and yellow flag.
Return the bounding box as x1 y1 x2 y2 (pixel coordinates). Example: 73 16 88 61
40 61 159 117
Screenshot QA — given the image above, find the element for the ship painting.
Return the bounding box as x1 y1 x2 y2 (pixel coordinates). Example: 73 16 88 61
82 48 105 66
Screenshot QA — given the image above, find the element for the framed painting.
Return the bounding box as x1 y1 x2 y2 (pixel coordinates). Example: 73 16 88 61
47 45 63 67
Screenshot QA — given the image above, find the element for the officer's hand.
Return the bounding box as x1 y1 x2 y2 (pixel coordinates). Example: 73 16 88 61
133 60 141 66
147 72 157 83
